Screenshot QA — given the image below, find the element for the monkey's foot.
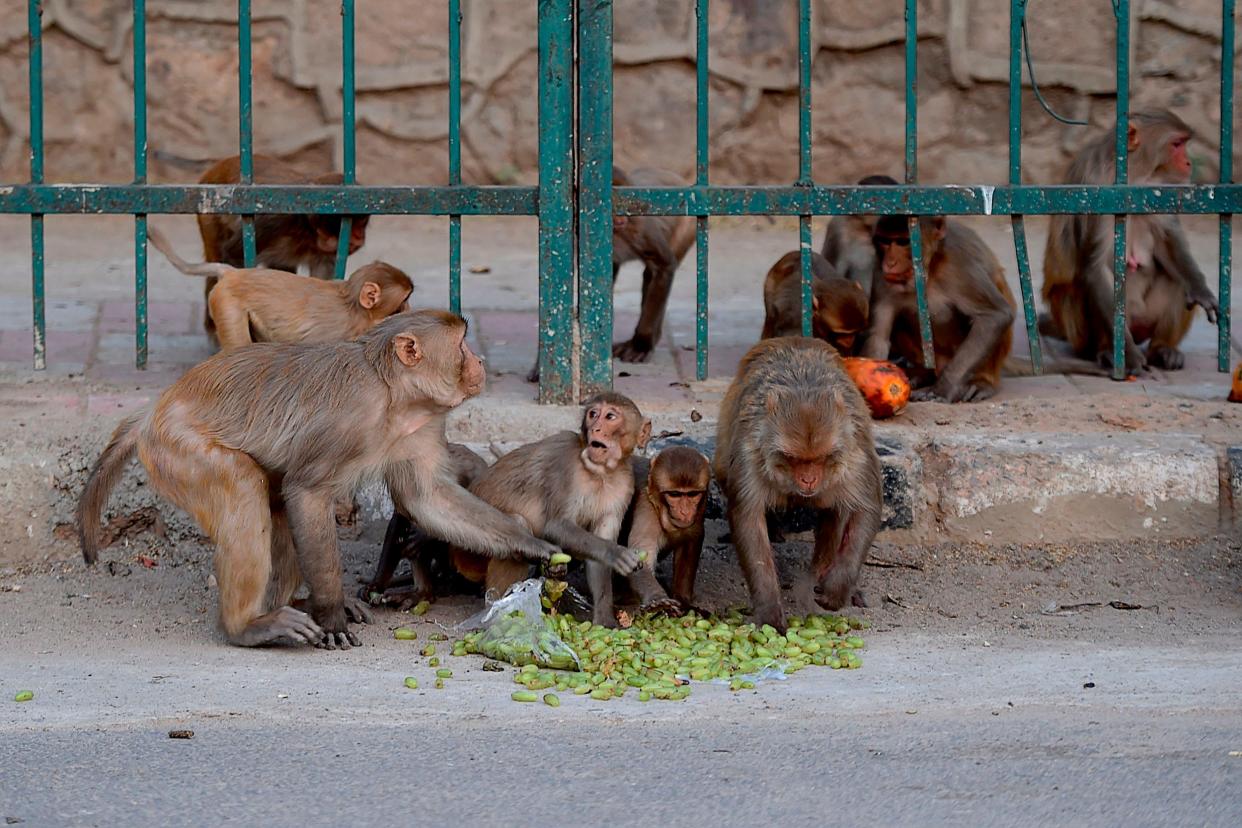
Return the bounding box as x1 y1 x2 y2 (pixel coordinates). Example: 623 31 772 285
612 338 654 363
912 382 996 404
315 629 362 650
343 595 374 624
593 609 621 629
1096 349 1148 378
525 361 541 383
636 595 682 617
752 605 788 635
1146 344 1185 370
850 590 869 609
232 606 323 647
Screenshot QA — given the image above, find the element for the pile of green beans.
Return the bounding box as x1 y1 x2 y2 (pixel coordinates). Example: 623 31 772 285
462 608 867 703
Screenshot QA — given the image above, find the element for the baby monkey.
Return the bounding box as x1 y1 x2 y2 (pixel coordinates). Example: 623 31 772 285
148 224 412 350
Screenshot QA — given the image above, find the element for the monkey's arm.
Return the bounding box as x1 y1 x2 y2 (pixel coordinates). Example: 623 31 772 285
1154 221 1219 322
860 292 897 360
1082 241 1147 374
386 445 559 564
541 519 640 575
923 284 1015 402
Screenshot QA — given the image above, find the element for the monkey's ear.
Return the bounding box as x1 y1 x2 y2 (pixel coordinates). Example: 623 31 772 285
1126 123 1140 152
851 280 862 291
811 295 820 311
394 333 422 367
928 216 947 241
637 418 653 450
359 281 382 309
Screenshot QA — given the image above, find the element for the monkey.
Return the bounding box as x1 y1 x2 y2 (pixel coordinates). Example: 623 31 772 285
761 250 870 355
78 310 560 650
361 443 490 610
526 167 694 381
861 215 1017 403
147 224 411 351
714 337 882 634
821 174 899 295
449 393 649 627
617 446 712 614
194 154 372 337
1041 110 1219 374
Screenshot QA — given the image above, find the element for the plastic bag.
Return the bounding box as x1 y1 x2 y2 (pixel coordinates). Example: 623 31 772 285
456 578 581 670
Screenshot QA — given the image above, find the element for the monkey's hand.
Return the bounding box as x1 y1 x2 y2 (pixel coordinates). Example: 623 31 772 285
343 595 374 625
912 378 996 404
515 534 559 563
613 337 654 363
1096 346 1149 378
637 595 683 617
1186 286 1219 325
608 545 642 576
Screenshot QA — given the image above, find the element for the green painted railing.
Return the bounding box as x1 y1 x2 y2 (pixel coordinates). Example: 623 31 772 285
2 1 1238 401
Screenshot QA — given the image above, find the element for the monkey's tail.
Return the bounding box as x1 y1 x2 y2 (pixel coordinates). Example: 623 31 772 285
1003 357 1109 378
78 415 143 564
146 223 233 278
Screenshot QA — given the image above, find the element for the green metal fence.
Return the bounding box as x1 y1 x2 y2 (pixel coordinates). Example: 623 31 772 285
1 0 1238 404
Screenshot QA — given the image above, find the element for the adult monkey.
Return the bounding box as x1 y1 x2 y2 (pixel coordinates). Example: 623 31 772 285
821 174 899 293
863 215 1016 403
78 311 558 649
1041 109 1218 373
715 337 882 633
526 166 694 380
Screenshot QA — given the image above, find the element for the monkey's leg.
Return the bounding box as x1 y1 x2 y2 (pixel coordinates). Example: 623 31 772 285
284 487 360 650
207 285 254 351
615 266 674 363
669 539 704 611
588 561 618 627
810 503 879 611
1083 260 1147 374
202 275 219 338
361 513 435 609
484 557 531 602
730 501 786 632
626 562 680 615
267 506 302 609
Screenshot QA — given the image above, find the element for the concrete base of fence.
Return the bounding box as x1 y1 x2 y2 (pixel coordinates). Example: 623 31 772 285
7 379 1236 569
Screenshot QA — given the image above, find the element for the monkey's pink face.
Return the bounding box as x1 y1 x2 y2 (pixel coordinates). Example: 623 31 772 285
659 488 706 531
583 403 628 468
459 339 485 398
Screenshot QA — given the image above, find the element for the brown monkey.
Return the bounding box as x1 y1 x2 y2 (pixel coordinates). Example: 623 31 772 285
526 167 694 380
195 154 371 336
362 443 490 610
1041 110 1218 373
821 174 899 294
78 311 558 649
862 216 1016 403
619 446 711 613
761 250 870 355
148 225 411 351
451 393 649 626
715 337 882 633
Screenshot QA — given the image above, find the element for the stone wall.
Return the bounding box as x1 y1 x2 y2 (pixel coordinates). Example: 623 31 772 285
0 0 1236 186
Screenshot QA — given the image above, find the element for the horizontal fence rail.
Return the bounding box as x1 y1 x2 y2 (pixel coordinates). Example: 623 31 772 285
5 0 1237 401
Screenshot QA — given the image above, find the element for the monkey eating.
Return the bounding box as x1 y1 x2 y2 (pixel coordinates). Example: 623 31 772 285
148 224 411 351
617 446 712 614
714 337 882 634
78 311 559 650
821 174 899 294
862 215 1017 403
192 154 372 337
1041 109 1218 374
761 250 869 355
448 393 648 627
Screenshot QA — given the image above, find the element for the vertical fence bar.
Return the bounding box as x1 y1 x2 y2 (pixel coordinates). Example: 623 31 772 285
447 0 463 313
797 0 813 337
577 0 614 397
133 0 148 369
27 0 45 370
334 0 356 281
694 0 709 380
1218 0 1235 372
1110 0 1130 379
238 0 255 265
1007 0 1041 372
905 0 934 369
536 0 575 404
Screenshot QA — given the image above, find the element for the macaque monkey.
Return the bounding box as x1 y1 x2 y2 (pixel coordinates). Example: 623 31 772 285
821 174 899 294
148 224 411 351
761 250 869 355
78 311 558 649
715 337 882 633
526 167 694 380
194 154 372 336
862 215 1016 402
451 393 649 626
362 443 490 610
619 446 711 613
1041 109 1218 373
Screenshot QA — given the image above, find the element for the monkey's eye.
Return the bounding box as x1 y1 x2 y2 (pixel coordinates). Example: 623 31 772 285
605 411 617 421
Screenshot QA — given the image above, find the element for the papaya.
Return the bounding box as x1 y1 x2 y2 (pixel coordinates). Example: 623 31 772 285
841 357 911 419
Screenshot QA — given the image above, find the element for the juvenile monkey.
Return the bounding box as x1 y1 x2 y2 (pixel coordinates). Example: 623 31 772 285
451 393 649 626
619 446 712 613
362 443 490 610
862 215 1016 402
715 337 882 633
148 225 411 351
761 250 869 355
1042 110 1218 373
194 154 372 336
821 174 899 294
78 311 558 649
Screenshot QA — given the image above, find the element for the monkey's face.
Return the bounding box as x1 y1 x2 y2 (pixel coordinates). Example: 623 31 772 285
873 225 913 287
655 485 706 531
1156 132 1193 183
764 415 840 498
581 403 631 469
457 337 486 399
